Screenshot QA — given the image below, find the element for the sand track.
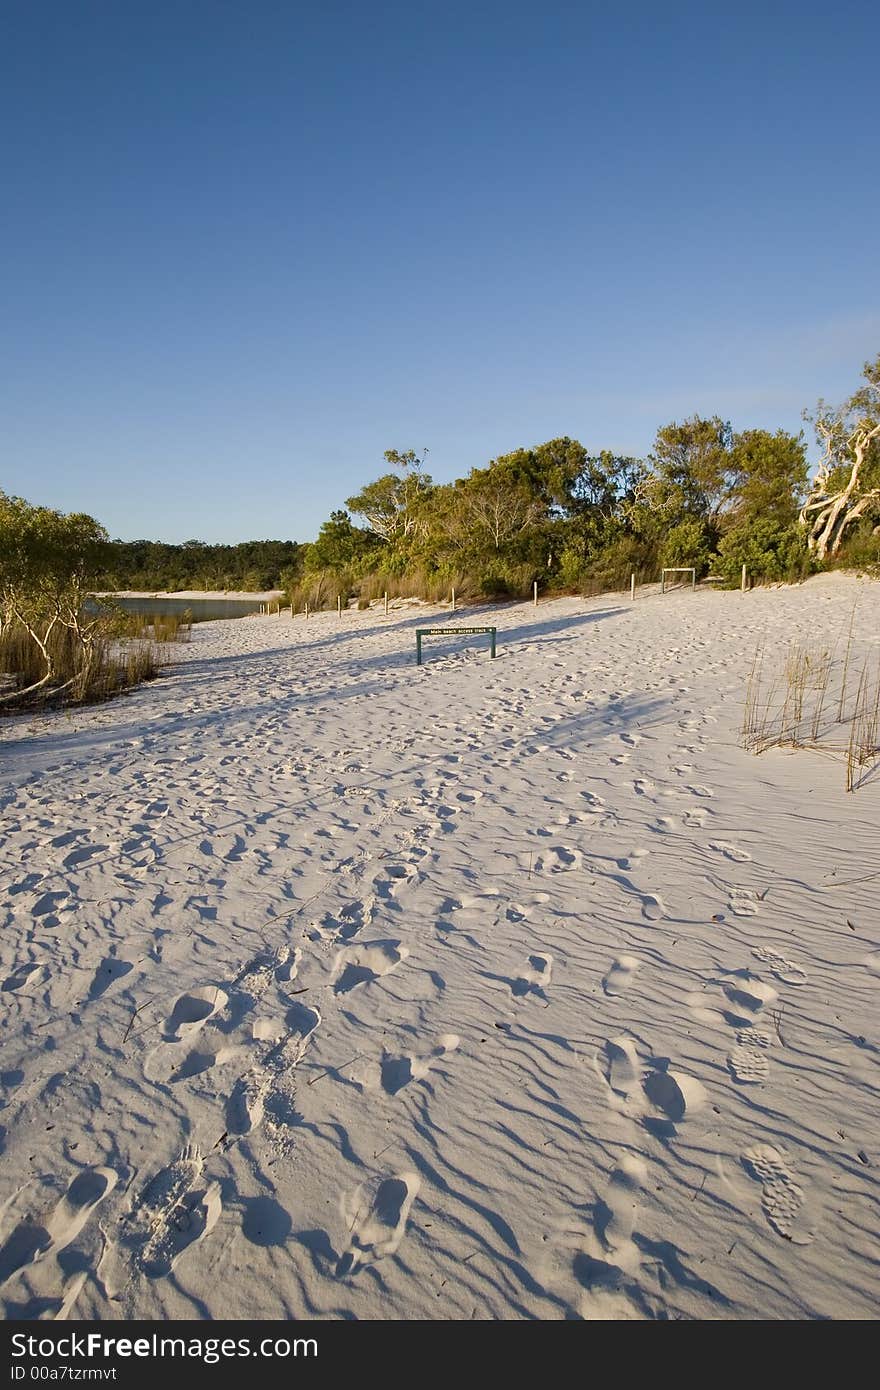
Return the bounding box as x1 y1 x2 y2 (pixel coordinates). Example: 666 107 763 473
1 574 878 1319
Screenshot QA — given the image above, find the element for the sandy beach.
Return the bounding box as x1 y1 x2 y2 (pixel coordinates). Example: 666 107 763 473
1 572 878 1321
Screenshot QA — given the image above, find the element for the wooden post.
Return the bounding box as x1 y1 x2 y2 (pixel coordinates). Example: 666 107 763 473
384 592 388 616
305 602 310 620
451 588 456 613
741 563 747 592
630 573 635 601
338 595 342 617
533 581 538 607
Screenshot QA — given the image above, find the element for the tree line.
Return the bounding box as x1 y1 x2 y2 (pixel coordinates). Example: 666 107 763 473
103 538 302 592
291 353 880 607
2 351 878 707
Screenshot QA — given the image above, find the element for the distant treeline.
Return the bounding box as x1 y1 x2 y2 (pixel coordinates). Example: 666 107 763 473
105 538 302 592
285 353 880 609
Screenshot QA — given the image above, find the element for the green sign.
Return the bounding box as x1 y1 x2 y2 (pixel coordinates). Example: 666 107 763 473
415 626 497 665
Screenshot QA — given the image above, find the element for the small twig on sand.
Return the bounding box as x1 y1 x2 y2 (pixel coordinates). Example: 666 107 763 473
122 996 158 1044
307 1052 364 1086
772 1007 786 1047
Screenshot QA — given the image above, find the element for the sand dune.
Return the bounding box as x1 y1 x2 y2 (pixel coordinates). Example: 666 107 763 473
0 572 878 1320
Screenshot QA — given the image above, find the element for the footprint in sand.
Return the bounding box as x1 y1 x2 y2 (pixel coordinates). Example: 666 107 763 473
226 1005 321 1134
602 955 640 997
87 954 135 1001
372 864 419 900
336 1173 420 1277
529 845 582 874
0 1167 118 1285
728 1029 771 1083
642 1066 707 1123
752 946 807 986
721 975 778 1023
708 840 751 862
332 940 408 995
641 893 665 922
728 888 759 917
44 1167 119 1250
687 784 715 799
31 890 69 920
161 986 229 1042
2 961 48 994
741 1144 813 1243
380 1034 459 1095
512 954 553 998
594 1156 647 1264
600 1037 641 1098
128 1146 222 1278
616 848 649 871
62 844 108 870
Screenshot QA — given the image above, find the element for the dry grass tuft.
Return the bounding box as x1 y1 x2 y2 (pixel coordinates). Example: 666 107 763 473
742 612 880 791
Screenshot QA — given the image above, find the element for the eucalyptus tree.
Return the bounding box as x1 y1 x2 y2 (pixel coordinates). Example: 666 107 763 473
800 354 880 559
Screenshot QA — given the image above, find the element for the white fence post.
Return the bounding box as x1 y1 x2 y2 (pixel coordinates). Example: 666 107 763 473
533 581 538 608
741 563 747 592
630 572 635 601
451 588 456 613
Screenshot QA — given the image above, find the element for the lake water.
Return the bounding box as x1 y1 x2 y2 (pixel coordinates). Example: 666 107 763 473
90 596 270 622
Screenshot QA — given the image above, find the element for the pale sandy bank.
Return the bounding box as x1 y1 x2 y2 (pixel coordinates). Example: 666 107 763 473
0 572 878 1320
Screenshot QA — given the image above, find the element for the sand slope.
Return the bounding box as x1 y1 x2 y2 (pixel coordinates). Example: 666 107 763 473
1 573 878 1320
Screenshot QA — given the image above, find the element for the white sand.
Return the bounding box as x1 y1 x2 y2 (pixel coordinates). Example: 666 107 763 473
1 573 878 1320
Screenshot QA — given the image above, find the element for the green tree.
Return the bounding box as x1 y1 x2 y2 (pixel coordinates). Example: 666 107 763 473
658 519 713 576
304 510 380 572
645 416 735 525
716 518 809 584
346 448 434 547
0 492 110 700
728 429 807 525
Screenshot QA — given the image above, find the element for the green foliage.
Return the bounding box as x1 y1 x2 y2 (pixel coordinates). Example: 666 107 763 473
715 518 811 585
728 429 808 524
821 520 880 573
648 416 734 524
105 538 302 591
8 350 876 698
658 520 713 575
346 447 434 553
0 492 161 708
303 510 380 573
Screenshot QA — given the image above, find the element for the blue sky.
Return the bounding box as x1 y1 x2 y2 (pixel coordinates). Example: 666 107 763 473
2 1 878 543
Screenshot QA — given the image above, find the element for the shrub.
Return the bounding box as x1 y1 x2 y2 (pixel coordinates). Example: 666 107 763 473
658 520 713 576
716 518 811 585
